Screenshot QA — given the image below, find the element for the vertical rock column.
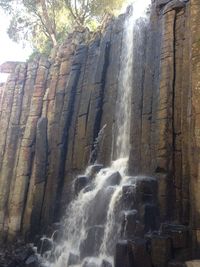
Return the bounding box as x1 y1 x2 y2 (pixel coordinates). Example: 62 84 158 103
153 1 189 222
131 0 189 223
0 64 27 239
16 59 40 236
189 0 200 256
129 18 148 173
156 8 176 220
7 57 50 239
0 83 5 110
71 40 100 171
63 23 113 208
22 117 48 238
173 7 190 224
22 51 61 236
62 43 89 206
99 15 124 164
41 35 87 227
140 12 161 175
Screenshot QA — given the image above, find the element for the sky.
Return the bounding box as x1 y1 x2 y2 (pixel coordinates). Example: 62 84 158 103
0 9 32 82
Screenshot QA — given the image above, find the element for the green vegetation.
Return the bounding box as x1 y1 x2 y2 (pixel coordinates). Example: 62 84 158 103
65 0 125 26
0 0 126 54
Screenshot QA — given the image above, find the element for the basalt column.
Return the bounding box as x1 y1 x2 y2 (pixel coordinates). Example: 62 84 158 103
189 0 200 257
129 0 191 225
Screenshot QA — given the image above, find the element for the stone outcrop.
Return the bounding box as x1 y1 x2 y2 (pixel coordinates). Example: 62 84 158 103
0 61 24 74
0 0 200 263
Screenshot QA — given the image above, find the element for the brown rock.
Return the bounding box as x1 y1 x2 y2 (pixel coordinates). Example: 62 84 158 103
150 235 172 267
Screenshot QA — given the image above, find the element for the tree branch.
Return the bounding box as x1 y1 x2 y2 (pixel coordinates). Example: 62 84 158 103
40 0 57 46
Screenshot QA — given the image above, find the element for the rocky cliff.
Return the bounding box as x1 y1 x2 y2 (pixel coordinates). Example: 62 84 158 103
0 0 200 262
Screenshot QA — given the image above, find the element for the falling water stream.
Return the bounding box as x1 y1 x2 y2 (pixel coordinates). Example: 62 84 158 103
39 1 151 266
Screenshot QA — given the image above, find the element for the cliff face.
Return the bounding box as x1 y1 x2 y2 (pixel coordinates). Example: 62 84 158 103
0 0 200 258
0 21 122 241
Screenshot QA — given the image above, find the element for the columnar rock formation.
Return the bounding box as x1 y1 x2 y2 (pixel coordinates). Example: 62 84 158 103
0 0 200 261
0 83 4 107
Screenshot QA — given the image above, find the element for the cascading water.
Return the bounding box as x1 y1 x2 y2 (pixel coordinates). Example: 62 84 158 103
39 1 151 266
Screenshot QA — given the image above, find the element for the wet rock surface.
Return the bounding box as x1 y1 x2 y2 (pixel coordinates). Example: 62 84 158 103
87 164 104 179
121 210 138 239
87 186 115 226
74 175 90 195
80 225 104 259
67 252 79 266
122 185 136 210
102 172 121 187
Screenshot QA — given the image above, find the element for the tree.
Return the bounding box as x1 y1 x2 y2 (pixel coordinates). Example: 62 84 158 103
1 0 71 52
65 0 125 27
0 0 126 53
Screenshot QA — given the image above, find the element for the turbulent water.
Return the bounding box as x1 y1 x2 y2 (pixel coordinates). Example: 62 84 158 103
39 1 150 266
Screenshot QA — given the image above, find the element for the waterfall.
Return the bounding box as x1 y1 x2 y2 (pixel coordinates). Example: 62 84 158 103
113 0 151 168
115 7 134 161
39 1 150 266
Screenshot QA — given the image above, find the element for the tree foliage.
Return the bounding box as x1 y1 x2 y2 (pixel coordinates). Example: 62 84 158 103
1 0 71 53
0 0 126 54
65 0 125 26
0 0 12 10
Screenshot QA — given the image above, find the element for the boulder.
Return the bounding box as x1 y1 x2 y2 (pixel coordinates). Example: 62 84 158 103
74 176 89 195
